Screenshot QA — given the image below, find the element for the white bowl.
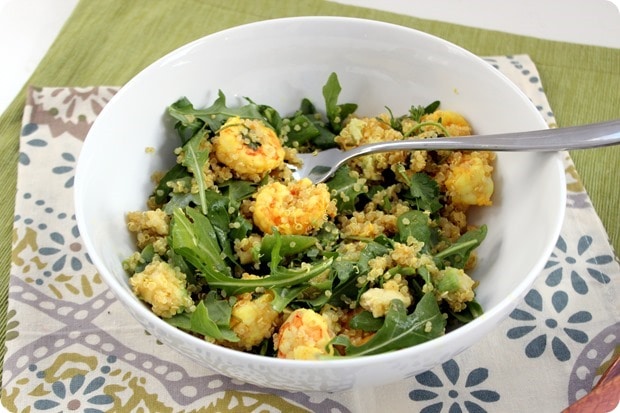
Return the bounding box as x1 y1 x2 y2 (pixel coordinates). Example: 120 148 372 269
75 16 565 392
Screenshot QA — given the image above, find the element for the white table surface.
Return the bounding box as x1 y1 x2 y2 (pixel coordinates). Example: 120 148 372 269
0 0 619 118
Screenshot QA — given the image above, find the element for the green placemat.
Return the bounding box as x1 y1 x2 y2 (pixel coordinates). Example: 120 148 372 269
1 0 618 377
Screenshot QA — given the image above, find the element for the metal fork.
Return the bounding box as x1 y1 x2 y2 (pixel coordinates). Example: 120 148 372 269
292 119 620 184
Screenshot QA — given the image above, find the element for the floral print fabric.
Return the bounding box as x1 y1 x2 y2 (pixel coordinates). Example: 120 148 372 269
2 55 618 412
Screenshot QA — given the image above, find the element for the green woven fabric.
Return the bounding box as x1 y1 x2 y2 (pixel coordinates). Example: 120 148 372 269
1 0 618 374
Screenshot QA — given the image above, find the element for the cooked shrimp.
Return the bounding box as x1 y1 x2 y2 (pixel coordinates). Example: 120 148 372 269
421 110 472 136
213 116 285 176
273 308 335 360
253 178 336 235
444 151 495 206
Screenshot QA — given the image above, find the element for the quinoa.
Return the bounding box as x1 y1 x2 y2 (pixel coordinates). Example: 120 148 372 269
124 81 494 359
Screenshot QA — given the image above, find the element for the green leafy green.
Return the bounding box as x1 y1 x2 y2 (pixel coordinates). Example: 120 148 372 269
129 73 488 357
123 243 155 275
357 241 391 276
259 234 318 261
331 293 445 356
211 257 334 296
322 72 358 133
434 225 487 269
162 191 196 215
409 100 441 123
397 210 435 252
349 310 384 332
167 97 206 145
270 285 309 312
284 112 321 146
202 190 237 264
397 166 443 213
166 293 238 342
229 215 253 242
168 91 267 133
382 106 402 131
318 259 359 307
448 299 484 323
295 98 338 149
326 165 367 213
152 163 190 205
170 207 231 278
180 133 210 215
220 180 257 205
244 98 283 135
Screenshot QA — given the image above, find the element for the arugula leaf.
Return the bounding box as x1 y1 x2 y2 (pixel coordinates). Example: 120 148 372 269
167 247 195 284
244 99 283 134
152 163 190 205
226 180 257 199
448 299 484 324
208 257 334 296
357 241 391 276
349 310 384 332
326 165 367 214
167 97 206 145
170 207 231 278
296 97 338 149
407 265 434 300
163 191 197 215
166 293 238 342
331 292 445 356
313 221 340 253
434 225 487 269
220 179 257 206
284 112 321 146
202 190 237 263
418 265 434 287
322 72 358 133
270 285 309 312
180 133 210 215
163 191 200 215
171 226 331 296
310 258 358 308
318 240 390 308
331 258 357 282
172 181 256 264
259 234 318 262
168 91 266 133
229 215 253 242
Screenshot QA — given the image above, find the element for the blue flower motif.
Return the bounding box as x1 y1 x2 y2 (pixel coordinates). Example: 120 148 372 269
409 359 500 412
39 215 92 273
19 124 48 165
545 235 614 294
22 122 39 136
33 373 113 412
507 289 591 361
52 152 77 188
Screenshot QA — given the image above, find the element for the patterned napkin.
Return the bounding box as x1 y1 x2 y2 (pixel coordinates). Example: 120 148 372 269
2 55 618 412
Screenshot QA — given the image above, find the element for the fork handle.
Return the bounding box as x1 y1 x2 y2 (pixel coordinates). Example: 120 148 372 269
347 119 620 156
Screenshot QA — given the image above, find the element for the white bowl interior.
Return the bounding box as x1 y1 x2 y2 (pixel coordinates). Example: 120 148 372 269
75 16 565 392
